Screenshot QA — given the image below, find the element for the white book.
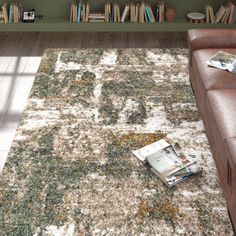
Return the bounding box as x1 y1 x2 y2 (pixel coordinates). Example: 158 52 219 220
222 8 230 23
205 4 210 23
209 5 215 23
120 4 129 22
9 4 13 22
215 5 226 23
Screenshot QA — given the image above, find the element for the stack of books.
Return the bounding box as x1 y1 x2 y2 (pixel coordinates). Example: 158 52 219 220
70 0 90 23
205 1 235 23
104 1 120 22
121 1 145 23
1 0 24 24
120 0 158 23
133 139 202 187
88 13 105 22
70 0 167 23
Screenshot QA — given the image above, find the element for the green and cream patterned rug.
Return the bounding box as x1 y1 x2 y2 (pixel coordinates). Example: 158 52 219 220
0 49 233 235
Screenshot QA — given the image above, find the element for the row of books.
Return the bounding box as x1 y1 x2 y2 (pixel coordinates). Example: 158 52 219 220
105 1 120 22
70 0 106 23
205 1 235 24
120 1 164 23
1 1 24 23
70 0 165 23
71 0 89 22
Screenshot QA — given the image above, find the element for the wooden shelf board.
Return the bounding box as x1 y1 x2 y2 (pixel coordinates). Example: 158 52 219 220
0 20 235 32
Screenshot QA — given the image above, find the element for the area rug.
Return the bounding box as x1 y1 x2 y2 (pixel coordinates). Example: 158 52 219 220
0 48 233 235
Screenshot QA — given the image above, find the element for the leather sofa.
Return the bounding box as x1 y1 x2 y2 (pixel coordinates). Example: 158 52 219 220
188 29 236 232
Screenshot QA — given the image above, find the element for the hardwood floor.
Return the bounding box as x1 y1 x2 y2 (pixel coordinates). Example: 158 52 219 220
0 32 188 171
0 32 187 56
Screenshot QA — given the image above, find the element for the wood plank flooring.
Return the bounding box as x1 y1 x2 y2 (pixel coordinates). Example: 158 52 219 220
0 32 187 171
12 32 187 56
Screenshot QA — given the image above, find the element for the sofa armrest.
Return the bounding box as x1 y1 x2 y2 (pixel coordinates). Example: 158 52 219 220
188 29 236 66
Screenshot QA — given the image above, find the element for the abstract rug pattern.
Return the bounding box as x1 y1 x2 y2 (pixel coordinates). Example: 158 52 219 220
0 48 233 235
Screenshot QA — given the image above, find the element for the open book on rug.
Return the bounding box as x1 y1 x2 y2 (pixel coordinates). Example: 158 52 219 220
207 50 236 74
133 139 203 187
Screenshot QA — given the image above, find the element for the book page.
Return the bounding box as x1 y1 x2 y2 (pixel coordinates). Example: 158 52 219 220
207 50 236 72
146 146 195 177
146 148 181 175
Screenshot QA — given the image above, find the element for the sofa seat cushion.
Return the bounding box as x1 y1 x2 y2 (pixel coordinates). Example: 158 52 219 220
206 89 236 141
192 49 236 92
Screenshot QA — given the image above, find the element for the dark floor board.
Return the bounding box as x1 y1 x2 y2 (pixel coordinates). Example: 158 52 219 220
0 33 26 56
14 32 40 56
96 32 114 48
0 32 187 57
31 32 55 56
110 33 127 48
61 32 84 48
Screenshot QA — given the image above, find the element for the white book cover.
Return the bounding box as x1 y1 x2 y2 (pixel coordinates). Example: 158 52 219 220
120 5 129 22
132 139 170 163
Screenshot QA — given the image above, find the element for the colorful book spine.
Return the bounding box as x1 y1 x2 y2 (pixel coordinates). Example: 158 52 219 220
9 4 13 23
156 4 159 22
77 3 81 23
2 2 8 23
148 5 155 22
145 6 152 22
